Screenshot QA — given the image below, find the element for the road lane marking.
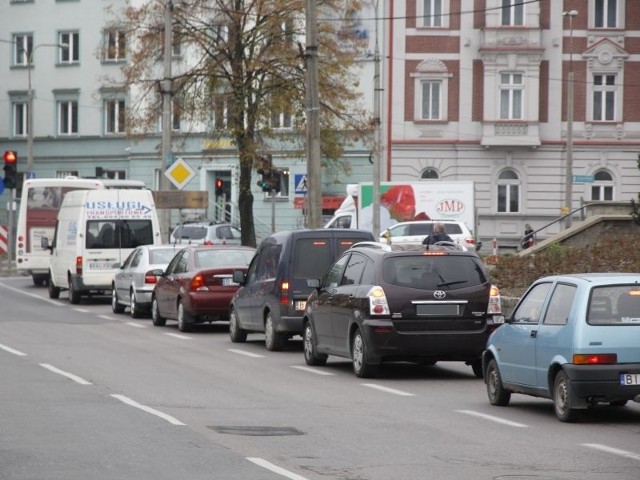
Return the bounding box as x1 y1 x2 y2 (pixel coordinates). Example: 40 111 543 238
165 333 191 340
0 282 64 306
40 363 92 385
110 394 186 426
456 410 528 428
228 348 265 358
97 315 117 320
247 458 310 480
125 322 146 328
0 343 28 356
361 383 415 396
73 308 90 313
291 365 334 375
582 443 640 461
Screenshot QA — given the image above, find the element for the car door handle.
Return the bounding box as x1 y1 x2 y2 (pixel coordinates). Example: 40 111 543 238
530 330 537 338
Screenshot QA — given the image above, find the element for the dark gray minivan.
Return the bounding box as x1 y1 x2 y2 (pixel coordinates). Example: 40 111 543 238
229 228 375 350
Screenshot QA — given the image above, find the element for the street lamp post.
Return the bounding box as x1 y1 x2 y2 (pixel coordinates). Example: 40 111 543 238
563 10 578 229
26 42 68 176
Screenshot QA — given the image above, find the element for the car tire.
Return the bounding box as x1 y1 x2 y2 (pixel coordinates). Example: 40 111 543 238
264 312 285 351
553 370 580 423
303 321 328 366
111 285 125 314
351 328 378 378
470 359 483 378
151 297 166 326
68 277 81 305
129 289 143 318
177 301 192 332
486 358 511 406
229 307 247 343
33 274 47 287
48 273 60 299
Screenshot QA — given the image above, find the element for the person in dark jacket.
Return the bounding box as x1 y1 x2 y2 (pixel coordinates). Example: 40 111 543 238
521 223 534 249
422 222 453 248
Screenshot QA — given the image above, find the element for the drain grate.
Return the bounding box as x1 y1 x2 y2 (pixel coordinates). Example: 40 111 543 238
208 426 305 436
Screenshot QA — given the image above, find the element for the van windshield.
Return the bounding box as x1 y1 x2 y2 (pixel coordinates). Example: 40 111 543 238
86 220 153 249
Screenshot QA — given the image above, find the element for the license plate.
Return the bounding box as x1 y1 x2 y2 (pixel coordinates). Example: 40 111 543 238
295 300 306 311
88 262 113 270
221 278 238 286
620 373 640 385
416 303 459 316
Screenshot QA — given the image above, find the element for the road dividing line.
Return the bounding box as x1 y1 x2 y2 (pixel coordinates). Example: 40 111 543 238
228 348 265 358
0 343 27 356
361 383 416 396
73 308 90 313
125 322 146 328
164 332 191 340
0 282 64 306
582 443 640 461
290 365 334 376
110 394 186 426
456 410 528 428
40 363 92 385
97 315 117 321
246 458 310 480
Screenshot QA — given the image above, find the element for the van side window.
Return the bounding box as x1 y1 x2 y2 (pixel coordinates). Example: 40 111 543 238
255 244 281 280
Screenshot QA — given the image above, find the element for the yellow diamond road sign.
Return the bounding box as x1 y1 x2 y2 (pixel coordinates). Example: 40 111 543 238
164 157 196 190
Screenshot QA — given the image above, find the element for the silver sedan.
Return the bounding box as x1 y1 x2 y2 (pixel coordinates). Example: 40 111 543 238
112 244 186 318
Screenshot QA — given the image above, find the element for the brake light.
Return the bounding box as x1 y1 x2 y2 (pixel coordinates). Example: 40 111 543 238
422 251 446 256
464 238 476 245
144 270 157 284
368 286 390 315
75 256 82 275
573 354 617 365
204 240 213 245
280 281 289 305
190 274 205 291
488 285 501 314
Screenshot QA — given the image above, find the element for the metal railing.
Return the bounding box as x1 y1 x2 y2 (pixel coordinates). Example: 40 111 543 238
518 204 591 250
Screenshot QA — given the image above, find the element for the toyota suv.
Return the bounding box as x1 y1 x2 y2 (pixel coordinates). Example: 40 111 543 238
302 242 502 377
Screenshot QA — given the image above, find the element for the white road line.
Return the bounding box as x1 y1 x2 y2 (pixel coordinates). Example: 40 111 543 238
97 315 117 320
0 282 64 306
165 332 191 340
73 308 90 313
361 383 416 396
456 410 528 428
246 458 310 480
0 343 28 356
582 443 640 461
110 394 186 426
125 322 146 328
228 348 265 358
290 365 334 376
40 363 93 385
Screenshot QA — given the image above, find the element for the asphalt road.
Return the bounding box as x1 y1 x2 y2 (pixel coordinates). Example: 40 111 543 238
1 275 639 480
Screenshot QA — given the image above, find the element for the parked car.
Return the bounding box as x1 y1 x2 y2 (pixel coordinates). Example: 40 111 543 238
151 245 255 332
483 273 640 422
302 242 503 378
379 220 480 250
229 228 376 351
170 222 242 245
111 244 186 318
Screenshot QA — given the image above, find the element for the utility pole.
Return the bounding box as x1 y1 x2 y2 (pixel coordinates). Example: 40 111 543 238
160 0 174 240
563 10 578 229
372 0 382 236
305 0 322 228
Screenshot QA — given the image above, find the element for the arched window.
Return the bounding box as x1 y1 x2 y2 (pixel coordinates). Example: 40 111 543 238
591 170 614 201
421 168 439 179
497 169 520 213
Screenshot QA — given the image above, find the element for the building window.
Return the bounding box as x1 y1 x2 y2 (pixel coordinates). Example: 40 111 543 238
58 100 78 135
420 80 442 120
497 169 520 213
271 111 292 129
105 99 126 134
59 32 79 64
592 74 616 121
13 34 33 66
591 170 614 200
57 170 78 178
594 0 617 28
104 30 126 62
500 73 523 120
13 102 29 137
421 168 439 179
417 0 449 28
501 0 524 26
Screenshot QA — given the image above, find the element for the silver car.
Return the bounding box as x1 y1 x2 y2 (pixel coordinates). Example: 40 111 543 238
112 244 186 317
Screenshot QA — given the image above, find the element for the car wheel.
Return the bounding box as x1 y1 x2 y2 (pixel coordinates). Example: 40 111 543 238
470 359 483 378
129 289 143 318
151 297 166 326
177 301 192 332
486 359 511 406
303 321 328 366
33 274 47 287
229 307 247 343
351 328 378 378
553 370 580 423
111 285 125 314
48 273 60 299
68 277 81 305
264 312 285 351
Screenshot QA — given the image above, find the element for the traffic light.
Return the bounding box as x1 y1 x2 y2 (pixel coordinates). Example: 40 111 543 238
215 177 224 197
3 150 18 189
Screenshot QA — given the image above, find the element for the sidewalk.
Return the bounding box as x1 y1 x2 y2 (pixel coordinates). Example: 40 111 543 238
0 258 19 277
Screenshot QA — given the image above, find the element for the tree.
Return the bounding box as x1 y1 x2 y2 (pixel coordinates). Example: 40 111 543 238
114 0 372 246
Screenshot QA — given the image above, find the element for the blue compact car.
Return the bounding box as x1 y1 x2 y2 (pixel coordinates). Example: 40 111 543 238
482 273 640 422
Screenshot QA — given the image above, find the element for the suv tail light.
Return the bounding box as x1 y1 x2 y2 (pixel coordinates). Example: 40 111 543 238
486 285 504 326
464 237 476 245
280 281 289 305
367 286 390 316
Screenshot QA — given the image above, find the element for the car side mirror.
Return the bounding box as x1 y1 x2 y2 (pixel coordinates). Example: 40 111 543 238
150 268 165 277
306 278 321 289
232 269 246 286
113 262 122 269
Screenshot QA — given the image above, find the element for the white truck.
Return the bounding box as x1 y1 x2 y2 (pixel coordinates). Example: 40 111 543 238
324 181 476 236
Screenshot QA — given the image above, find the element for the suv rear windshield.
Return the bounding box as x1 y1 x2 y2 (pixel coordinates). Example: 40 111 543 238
382 255 487 290
588 286 640 325
174 226 207 240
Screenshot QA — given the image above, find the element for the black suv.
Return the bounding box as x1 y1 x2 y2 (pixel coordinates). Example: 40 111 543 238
303 242 503 378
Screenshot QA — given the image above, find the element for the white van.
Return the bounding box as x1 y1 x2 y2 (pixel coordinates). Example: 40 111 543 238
43 189 161 304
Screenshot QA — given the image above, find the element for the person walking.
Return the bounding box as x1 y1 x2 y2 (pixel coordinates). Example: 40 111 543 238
422 222 453 248
521 223 534 249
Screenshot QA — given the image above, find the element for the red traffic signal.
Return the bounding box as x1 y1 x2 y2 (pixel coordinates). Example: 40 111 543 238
215 177 224 197
3 150 18 189
4 150 17 164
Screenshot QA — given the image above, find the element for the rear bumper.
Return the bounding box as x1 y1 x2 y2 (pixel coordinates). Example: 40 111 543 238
563 363 640 403
186 290 235 319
